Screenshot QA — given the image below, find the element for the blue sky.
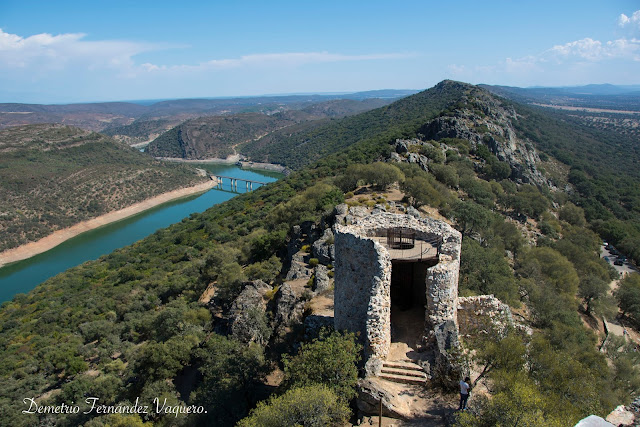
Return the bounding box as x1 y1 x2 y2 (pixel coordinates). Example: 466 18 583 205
1 0 639 103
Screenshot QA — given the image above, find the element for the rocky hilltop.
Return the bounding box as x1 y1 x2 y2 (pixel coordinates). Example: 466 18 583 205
391 84 549 187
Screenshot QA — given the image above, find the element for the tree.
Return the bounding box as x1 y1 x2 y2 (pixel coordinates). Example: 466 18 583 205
190 335 268 425
451 201 493 237
282 329 361 401
460 239 519 306
362 162 405 190
470 331 526 385
237 385 349 427
401 175 442 208
456 372 566 427
615 274 640 326
507 185 549 219
517 247 579 296
559 203 586 227
578 275 609 315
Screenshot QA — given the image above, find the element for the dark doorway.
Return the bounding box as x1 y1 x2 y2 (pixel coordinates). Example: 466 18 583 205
390 260 434 345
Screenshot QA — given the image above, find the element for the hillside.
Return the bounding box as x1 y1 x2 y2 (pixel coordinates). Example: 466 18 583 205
146 99 392 160
146 111 307 159
0 124 208 252
0 81 638 426
0 92 407 142
241 80 469 168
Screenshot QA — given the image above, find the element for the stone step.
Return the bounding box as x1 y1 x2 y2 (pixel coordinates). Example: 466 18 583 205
380 367 427 378
382 360 423 372
378 372 428 385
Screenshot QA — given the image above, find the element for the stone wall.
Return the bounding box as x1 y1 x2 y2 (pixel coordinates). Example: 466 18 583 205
457 295 514 338
334 229 391 364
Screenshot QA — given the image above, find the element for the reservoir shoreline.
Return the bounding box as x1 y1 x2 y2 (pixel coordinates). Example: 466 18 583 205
0 180 218 268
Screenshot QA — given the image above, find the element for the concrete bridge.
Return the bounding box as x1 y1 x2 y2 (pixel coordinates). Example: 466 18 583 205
210 175 268 192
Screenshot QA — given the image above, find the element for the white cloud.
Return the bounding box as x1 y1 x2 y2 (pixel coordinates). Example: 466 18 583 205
546 37 640 61
0 28 415 79
0 28 165 70
619 10 640 28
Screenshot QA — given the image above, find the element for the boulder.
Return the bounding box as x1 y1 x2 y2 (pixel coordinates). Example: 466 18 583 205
406 206 421 218
356 378 409 419
389 152 404 162
395 139 409 154
606 405 635 426
313 265 331 292
285 260 312 280
312 229 334 265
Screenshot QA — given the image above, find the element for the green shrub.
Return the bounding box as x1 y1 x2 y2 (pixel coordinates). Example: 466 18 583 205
282 329 361 401
308 258 319 267
237 385 349 427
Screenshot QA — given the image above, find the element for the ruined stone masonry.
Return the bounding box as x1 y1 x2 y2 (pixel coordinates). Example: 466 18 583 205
333 208 462 378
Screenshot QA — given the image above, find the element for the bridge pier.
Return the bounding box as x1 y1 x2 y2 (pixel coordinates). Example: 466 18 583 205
210 174 267 193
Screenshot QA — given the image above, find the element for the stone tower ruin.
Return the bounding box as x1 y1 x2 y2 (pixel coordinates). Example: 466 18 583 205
333 210 462 379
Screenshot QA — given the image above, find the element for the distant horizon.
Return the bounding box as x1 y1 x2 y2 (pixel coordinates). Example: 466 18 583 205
3 82 640 106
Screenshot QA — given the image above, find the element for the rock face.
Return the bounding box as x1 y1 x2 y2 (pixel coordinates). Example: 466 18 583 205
229 280 272 344
457 295 514 338
333 210 462 381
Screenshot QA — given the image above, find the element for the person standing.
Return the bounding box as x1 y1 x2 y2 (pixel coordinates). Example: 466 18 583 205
459 376 471 410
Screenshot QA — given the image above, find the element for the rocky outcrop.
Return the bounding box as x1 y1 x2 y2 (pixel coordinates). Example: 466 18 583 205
229 280 272 344
457 295 514 338
273 283 305 335
312 228 334 265
285 251 312 280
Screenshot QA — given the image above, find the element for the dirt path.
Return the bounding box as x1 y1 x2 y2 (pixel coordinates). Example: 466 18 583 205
0 180 218 268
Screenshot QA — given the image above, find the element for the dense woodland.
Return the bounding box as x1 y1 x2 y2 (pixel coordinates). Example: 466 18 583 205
0 124 207 252
0 81 639 426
